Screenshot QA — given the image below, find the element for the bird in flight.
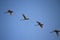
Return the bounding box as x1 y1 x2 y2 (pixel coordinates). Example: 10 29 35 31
50 30 60 37
22 14 29 20
36 21 43 28
4 10 13 16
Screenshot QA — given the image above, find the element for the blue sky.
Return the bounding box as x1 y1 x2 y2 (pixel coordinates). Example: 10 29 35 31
0 0 60 40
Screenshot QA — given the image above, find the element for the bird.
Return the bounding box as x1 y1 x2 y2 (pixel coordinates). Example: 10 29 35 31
22 14 29 20
36 21 43 28
4 10 13 16
50 30 60 36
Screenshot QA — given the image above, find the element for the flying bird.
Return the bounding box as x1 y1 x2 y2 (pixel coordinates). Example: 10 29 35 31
50 30 60 36
36 21 43 28
22 14 29 20
4 10 13 16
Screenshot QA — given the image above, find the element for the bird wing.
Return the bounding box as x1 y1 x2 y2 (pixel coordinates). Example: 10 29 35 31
56 32 59 36
40 24 43 28
22 14 27 19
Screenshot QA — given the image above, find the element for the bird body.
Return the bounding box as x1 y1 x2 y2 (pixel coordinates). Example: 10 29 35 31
22 14 29 20
8 10 13 15
50 30 60 36
37 21 43 28
4 10 13 16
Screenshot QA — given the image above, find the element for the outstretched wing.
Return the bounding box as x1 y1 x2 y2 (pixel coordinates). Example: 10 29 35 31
22 14 27 19
40 24 43 28
56 32 59 36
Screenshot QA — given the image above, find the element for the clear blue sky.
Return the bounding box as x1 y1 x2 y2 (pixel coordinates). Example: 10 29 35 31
0 0 60 40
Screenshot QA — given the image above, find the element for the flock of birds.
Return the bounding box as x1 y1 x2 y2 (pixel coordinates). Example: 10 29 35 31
4 9 60 37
